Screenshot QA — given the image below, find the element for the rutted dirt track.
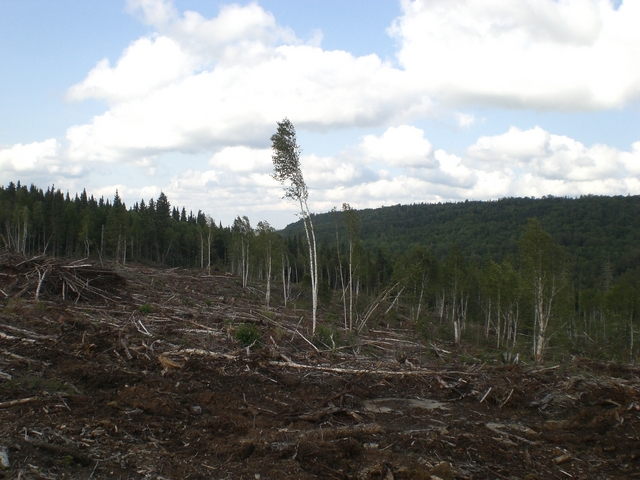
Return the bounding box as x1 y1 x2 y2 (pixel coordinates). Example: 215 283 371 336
1 256 639 479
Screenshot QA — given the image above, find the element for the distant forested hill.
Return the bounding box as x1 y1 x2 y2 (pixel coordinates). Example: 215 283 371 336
282 195 640 287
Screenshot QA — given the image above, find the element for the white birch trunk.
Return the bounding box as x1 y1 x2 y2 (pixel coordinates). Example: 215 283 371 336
265 241 272 308
300 198 318 333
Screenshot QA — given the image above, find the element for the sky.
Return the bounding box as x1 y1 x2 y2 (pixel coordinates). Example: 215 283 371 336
1 0 639 229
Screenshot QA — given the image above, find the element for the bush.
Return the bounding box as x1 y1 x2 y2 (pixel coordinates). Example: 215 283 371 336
235 323 261 347
314 324 338 349
138 303 153 314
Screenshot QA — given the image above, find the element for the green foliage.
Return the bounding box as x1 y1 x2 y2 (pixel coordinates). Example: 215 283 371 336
283 195 640 289
138 303 153 314
0 181 231 268
3 180 640 363
182 296 194 306
270 118 306 201
519 219 567 361
393 244 438 322
234 323 262 347
318 278 333 306
0 375 72 395
314 324 333 348
260 308 275 319
4 298 24 314
312 323 357 351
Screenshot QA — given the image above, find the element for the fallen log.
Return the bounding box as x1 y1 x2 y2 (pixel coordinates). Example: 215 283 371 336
300 423 383 441
0 396 41 409
267 360 479 377
164 347 238 361
24 438 93 466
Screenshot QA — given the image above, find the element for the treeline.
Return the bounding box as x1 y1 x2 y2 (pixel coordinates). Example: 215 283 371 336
283 195 640 289
284 214 639 363
283 197 640 362
2 181 639 362
0 181 232 267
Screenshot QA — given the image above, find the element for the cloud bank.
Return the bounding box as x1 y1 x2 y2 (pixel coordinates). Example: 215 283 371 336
392 0 640 109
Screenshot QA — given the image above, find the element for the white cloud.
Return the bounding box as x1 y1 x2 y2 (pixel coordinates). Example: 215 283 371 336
60 0 640 169
0 139 60 172
392 0 640 109
208 146 272 173
65 43 415 162
360 125 435 168
56 0 640 169
303 153 377 188
455 112 477 128
432 149 477 188
467 126 633 187
128 0 296 55
62 1 423 164
67 36 195 103
468 126 551 164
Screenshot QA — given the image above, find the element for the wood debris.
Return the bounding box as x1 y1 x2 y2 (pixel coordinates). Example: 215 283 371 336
1 255 639 479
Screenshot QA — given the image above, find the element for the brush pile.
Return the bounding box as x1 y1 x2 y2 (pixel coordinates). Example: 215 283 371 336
0 253 125 303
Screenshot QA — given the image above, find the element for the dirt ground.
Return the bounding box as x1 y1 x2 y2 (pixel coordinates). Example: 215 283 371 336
1 255 639 479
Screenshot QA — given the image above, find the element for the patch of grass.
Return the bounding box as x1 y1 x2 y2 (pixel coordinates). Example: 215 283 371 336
235 323 262 347
1 374 72 395
182 296 194 307
314 324 339 350
260 309 275 320
138 303 153 314
312 324 358 351
205 299 212 307
4 298 25 314
272 326 286 341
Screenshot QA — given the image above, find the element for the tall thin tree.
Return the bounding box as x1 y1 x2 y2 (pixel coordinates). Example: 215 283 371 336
256 220 276 308
271 118 319 332
519 218 565 362
343 203 360 331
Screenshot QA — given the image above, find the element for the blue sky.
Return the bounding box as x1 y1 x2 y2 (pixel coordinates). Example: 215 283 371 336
1 0 639 228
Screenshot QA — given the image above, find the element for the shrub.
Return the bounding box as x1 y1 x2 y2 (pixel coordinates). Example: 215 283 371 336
314 324 338 350
182 297 194 306
235 323 261 347
138 303 153 314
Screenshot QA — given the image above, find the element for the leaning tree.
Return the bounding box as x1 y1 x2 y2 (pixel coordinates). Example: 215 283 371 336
270 118 319 332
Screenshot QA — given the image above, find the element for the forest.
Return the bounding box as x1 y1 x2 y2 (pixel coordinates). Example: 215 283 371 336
1 180 639 363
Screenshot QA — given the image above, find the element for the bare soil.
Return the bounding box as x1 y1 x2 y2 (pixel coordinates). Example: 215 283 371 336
1 255 639 479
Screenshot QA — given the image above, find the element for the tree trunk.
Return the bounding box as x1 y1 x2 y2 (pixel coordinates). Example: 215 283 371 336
265 247 272 308
300 198 318 333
